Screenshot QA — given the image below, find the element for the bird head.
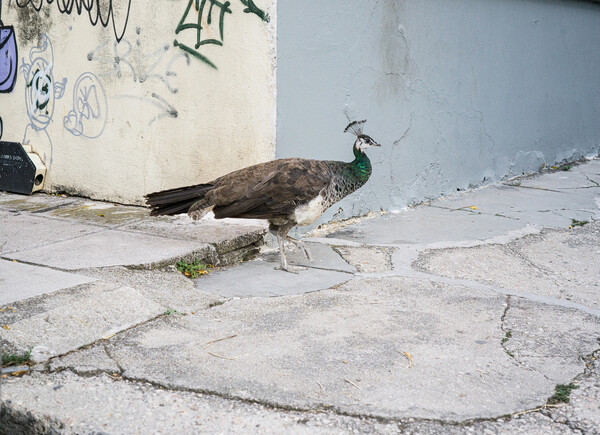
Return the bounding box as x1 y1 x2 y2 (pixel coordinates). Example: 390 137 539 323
344 120 381 151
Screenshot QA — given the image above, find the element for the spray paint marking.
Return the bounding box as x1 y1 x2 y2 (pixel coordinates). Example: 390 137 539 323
20 34 66 165
173 0 269 69
239 0 269 22
174 0 232 69
14 0 132 42
0 25 18 93
64 72 108 138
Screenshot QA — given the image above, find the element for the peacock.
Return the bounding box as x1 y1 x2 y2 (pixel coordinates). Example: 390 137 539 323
145 120 380 272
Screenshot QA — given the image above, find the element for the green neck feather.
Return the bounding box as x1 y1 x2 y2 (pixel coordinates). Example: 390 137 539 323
351 145 372 183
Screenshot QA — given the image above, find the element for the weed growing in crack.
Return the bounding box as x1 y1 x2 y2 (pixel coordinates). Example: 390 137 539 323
570 219 589 228
506 350 515 358
501 330 512 344
207 300 225 308
163 308 185 316
176 260 214 278
2 348 32 367
547 383 579 404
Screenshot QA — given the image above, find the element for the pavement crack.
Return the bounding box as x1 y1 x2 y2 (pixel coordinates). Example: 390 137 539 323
584 174 600 187
500 295 514 359
38 311 172 373
102 341 124 374
499 295 554 381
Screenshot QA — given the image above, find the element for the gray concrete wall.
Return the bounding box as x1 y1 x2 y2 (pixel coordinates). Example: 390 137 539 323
276 0 600 222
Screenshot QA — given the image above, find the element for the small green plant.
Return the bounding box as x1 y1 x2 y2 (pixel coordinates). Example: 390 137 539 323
501 330 512 344
506 350 514 358
570 219 589 228
547 383 579 404
162 308 183 316
560 165 572 171
207 300 225 308
2 348 32 367
176 260 213 278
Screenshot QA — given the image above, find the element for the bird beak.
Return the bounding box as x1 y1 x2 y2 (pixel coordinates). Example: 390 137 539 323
373 142 381 147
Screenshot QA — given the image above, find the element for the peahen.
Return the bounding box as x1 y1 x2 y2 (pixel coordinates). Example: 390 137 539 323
145 120 380 272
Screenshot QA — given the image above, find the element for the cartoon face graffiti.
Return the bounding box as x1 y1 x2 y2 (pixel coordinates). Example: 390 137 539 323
64 72 108 138
0 25 18 93
21 34 66 131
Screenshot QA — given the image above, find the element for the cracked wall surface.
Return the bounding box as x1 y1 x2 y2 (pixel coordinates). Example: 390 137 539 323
276 0 600 222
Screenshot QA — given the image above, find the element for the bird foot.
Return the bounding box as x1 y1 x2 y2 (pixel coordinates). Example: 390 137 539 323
286 238 312 262
275 265 308 274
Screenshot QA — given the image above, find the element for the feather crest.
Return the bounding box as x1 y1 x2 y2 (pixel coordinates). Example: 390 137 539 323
344 119 367 137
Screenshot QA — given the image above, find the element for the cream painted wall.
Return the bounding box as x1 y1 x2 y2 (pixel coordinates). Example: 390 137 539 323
0 0 276 204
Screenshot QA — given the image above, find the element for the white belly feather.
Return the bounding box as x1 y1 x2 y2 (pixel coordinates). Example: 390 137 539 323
293 194 325 226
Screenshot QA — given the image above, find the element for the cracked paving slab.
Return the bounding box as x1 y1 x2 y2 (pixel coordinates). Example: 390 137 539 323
428 184 599 229
0 371 406 434
78 266 226 313
313 205 528 247
0 260 95 305
502 297 600 383
99 276 598 421
2 363 596 435
194 242 354 298
3 229 214 270
0 281 165 358
414 222 600 312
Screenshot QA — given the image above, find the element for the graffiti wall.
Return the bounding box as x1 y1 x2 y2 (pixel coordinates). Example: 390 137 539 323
0 0 276 203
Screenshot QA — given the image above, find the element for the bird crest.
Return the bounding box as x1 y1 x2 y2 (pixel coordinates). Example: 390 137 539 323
344 119 367 137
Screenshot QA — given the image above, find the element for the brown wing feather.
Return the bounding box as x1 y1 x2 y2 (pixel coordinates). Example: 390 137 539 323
211 159 333 219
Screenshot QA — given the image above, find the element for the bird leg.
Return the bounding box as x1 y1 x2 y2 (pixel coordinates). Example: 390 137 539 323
269 222 308 273
284 236 312 262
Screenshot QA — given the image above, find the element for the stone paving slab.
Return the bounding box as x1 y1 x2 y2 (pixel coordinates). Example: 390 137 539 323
429 184 599 228
122 216 266 247
262 242 357 273
78 267 225 314
0 213 102 255
3 229 213 270
0 193 77 213
0 281 165 357
104 276 598 421
518 159 600 190
195 257 353 298
0 371 404 435
316 205 527 247
414 223 600 311
0 260 95 306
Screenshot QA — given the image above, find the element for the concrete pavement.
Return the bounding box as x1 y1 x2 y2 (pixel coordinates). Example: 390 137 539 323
1 159 599 434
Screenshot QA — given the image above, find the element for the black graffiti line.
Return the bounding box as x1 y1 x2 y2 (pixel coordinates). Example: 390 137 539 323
149 93 177 124
15 0 132 42
88 41 136 82
112 94 178 126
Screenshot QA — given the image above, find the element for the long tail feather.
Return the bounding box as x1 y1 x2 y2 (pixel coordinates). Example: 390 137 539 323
145 183 213 216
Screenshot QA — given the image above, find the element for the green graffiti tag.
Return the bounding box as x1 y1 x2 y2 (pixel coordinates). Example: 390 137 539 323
239 0 269 22
174 0 232 69
173 0 269 69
